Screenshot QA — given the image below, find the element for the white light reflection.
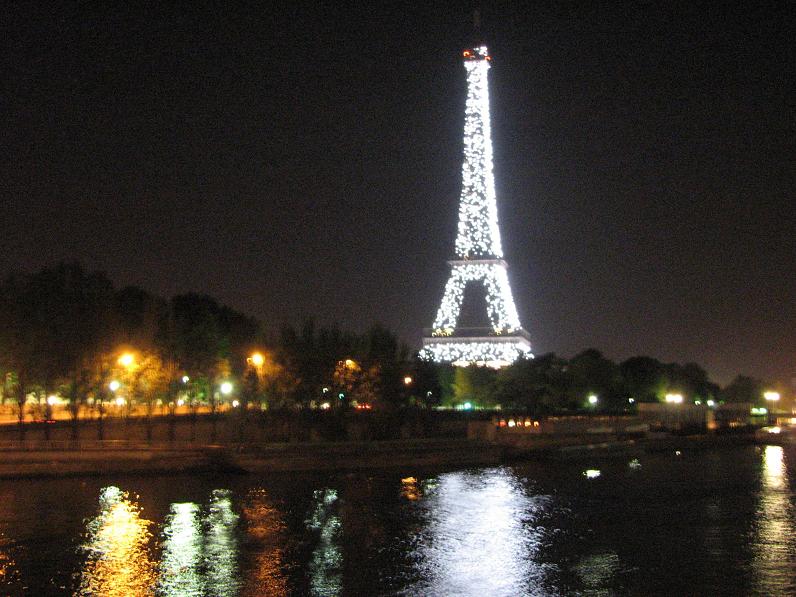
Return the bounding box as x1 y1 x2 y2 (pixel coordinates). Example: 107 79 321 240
158 503 202 596
411 468 548 596
752 446 796 594
204 489 240 597
305 489 342 597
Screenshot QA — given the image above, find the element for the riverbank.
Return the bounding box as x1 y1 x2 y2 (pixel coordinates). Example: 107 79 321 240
0 431 762 479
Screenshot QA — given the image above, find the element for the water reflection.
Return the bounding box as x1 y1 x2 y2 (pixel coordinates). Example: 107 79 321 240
573 551 620 596
204 489 240 596
305 489 342 597
0 533 20 588
78 486 156 596
158 503 203 596
752 446 796 594
411 468 550 597
241 488 288 597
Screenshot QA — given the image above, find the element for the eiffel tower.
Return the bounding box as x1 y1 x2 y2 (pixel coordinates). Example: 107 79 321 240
420 44 532 368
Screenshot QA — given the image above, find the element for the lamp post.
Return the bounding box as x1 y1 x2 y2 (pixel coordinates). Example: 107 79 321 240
764 391 780 425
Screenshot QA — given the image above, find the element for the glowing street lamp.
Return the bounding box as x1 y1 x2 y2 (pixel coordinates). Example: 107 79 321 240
118 353 135 368
248 352 265 367
665 393 684 404
220 381 233 396
181 375 190 384
764 391 781 403
109 380 121 392
587 394 599 405
403 376 413 386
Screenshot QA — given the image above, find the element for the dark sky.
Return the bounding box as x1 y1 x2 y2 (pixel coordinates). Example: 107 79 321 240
2 3 793 384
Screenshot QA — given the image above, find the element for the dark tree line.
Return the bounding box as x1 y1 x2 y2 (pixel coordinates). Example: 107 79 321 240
431 349 777 414
0 264 780 440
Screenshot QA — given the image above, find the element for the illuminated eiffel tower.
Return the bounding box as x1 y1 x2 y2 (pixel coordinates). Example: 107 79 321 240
420 44 532 368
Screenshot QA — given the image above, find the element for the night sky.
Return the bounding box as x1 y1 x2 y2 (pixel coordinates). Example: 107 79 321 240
2 3 793 384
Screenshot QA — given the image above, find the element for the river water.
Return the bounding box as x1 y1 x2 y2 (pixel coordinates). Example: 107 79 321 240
0 444 793 595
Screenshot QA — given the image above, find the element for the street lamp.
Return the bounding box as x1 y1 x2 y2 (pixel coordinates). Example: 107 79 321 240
403 376 413 386
588 394 598 405
665 393 684 404
220 381 233 396
118 353 135 368
109 380 121 392
764 391 781 424
248 352 265 367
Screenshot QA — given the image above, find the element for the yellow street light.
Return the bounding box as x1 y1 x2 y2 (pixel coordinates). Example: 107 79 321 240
403 376 413 386
118 353 135 368
665 393 684 404
249 352 265 367
764 391 781 402
109 380 121 392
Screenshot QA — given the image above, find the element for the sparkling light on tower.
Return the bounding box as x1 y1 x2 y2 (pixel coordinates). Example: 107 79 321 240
420 44 532 368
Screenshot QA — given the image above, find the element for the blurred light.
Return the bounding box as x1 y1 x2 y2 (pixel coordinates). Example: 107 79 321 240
115 397 125 407
463 402 472 410
584 469 601 479
109 380 121 392
588 394 598 405
404 376 413 386
764 391 781 402
752 407 768 415
665 393 684 404
177 399 184 407
181 375 190 384
507 419 516 427
338 393 344 400
344 359 355 369
628 397 635 404
320 402 331 410
767 426 781 434
675 450 682 456
707 399 715 407
220 382 233 396
231 400 239 408
322 387 329 394
118 353 134 367
47 395 58 406
694 400 702 405
249 352 265 367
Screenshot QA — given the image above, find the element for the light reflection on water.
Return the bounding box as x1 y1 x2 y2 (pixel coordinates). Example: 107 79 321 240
204 489 240 596
409 468 551 597
158 502 203 595
0 446 793 595
78 486 156 597
752 445 796 594
305 489 343 597
240 488 288 597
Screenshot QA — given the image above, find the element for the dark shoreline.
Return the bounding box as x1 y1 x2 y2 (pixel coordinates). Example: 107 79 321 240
0 432 762 480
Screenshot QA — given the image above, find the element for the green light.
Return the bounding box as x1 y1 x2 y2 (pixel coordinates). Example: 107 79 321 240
338 393 345 400
463 402 472 410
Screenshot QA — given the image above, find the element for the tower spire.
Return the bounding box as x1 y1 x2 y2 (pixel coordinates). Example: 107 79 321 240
420 42 532 368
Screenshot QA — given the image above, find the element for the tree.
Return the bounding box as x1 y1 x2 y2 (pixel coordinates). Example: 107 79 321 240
723 375 764 404
569 349 622 410
494 353 570 412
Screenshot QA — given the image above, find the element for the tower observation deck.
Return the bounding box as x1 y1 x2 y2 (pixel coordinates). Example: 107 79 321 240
420 45 532 368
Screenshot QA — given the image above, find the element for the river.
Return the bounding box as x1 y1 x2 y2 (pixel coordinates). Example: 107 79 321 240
0 443 793 595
